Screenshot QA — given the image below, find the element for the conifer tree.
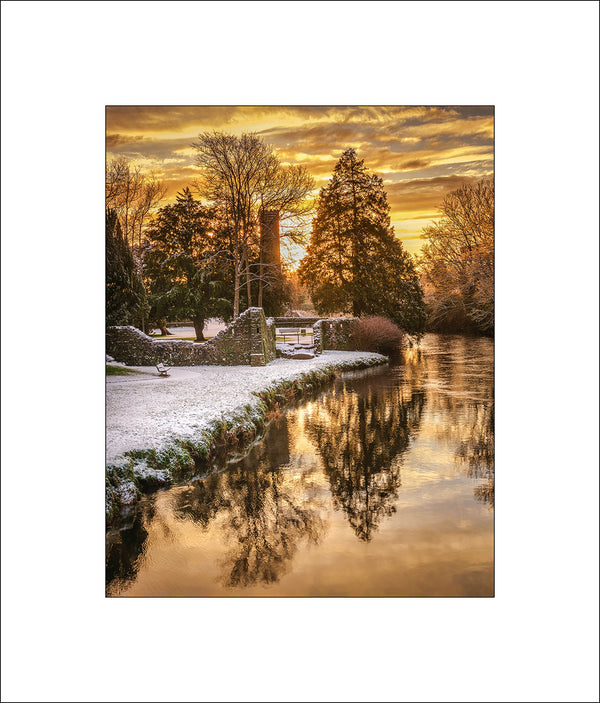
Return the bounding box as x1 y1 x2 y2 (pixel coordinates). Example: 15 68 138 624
142 188 232 341
299 149 425 335
106 208 146 326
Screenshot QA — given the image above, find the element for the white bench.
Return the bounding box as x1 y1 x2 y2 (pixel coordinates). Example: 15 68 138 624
276 327 311 343
156 362 172 377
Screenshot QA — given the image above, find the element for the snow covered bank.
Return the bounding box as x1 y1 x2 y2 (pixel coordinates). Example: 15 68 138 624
106 351 387 519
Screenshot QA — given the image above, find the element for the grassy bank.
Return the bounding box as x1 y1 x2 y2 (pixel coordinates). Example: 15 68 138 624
106 364 147 376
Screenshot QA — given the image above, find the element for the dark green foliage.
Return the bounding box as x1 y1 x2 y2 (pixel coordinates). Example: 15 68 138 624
299 149 425 336
142 188 233 340
258 274 291 317
106 208 147 326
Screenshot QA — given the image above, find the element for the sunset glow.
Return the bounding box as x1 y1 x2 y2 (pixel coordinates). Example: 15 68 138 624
106 105 494 256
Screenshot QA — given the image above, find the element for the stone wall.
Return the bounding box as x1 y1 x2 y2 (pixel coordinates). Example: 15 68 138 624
106 307 276 366
314 318 359 352
251 309 277 366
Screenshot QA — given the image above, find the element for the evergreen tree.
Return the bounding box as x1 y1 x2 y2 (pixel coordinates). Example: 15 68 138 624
106 208 146 327
299 149 425 335
142 188 232 341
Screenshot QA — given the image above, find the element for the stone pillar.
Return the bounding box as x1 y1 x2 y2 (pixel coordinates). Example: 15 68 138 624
248 307 276 366
313 320 324 354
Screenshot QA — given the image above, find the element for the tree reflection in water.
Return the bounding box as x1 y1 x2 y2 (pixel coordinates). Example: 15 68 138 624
306 375 425 541
455 401 495 507
404 336 494 508
173 418 326 588
217 463 324 587
105 501 155 594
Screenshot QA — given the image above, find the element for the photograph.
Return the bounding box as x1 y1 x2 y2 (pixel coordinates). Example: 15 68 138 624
3 2 598 700
105 105 495 597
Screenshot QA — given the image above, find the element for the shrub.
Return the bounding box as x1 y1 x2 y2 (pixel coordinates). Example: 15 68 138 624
425 292 474 334
352 316 403 355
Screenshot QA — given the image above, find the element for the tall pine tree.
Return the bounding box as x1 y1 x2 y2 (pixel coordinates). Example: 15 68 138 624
142 188 232 341
299 149 425 335
106 208 146 327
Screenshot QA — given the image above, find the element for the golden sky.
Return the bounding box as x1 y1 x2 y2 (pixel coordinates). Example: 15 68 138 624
106 105 494 257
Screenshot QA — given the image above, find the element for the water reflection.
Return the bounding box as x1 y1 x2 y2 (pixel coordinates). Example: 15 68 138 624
105 503 154 593
172 419 326 588
455 402 495 507
402 335 494 507
306 375 425 541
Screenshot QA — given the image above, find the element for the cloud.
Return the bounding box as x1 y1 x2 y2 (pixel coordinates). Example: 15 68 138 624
106 106 241 134
398 159 431 170
106 105 490 139
386 173 493 218
105 133 146 148
258 111 493 181
107 106 494 177
106 135 199 166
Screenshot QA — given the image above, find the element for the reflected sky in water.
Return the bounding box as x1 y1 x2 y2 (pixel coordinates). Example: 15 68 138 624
107 334 494 597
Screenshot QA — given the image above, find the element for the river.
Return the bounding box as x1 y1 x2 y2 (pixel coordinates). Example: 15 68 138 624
106 333 494 597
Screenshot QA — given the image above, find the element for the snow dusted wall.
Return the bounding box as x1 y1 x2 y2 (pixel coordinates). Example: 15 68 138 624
106 307 277 367
313 318 359 352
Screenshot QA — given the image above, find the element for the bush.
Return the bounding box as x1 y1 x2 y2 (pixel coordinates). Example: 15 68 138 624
424 292 484 334
352 316 403 355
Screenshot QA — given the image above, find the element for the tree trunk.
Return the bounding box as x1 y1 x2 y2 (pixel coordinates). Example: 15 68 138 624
193 317 205 342
233 271 240 318
158 319 172 336
258 249 263 308
245 258 252 307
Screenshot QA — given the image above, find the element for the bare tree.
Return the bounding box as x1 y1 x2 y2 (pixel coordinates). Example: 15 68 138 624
105 157 167 248
419 179 494 335
105 157 129 207
192 131 314 317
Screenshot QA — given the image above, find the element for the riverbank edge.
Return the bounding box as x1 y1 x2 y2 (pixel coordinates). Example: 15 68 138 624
106 353 388 524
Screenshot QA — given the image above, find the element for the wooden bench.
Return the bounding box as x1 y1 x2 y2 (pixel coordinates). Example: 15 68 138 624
276 327 310 343
156 362 172 377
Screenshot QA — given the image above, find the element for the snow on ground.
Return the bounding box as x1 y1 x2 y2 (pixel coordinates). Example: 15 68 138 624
106 351 386 463
148 319 225 338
